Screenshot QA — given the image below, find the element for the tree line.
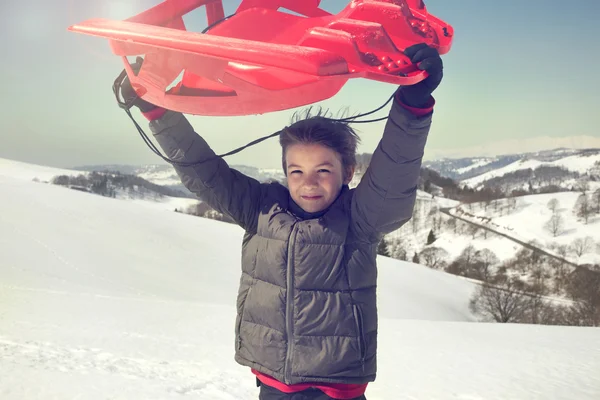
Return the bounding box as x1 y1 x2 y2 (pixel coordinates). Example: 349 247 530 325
51 171 190 199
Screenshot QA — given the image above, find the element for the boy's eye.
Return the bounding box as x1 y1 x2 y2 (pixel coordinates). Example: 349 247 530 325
290 170 301 175
318 169 330 173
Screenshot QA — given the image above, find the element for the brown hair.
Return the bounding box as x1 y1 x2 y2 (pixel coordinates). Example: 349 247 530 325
279 107 361 179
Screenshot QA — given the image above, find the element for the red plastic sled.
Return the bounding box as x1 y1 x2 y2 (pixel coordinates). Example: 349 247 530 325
68 0 453 116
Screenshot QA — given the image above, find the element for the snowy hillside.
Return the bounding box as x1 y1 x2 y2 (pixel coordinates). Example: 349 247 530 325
0 157 201 212
462 151 600 190
391 193 522 264
424 154 520 180
1 157 89 181
449 191 600 266
424 148 600 193
377 187 600 316
1 162 599 399
75 163 286 187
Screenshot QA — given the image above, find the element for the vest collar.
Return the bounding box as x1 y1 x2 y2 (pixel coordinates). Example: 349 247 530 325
288 185 349 220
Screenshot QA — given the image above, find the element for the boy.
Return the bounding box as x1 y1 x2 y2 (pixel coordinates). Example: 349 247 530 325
119 43 443 399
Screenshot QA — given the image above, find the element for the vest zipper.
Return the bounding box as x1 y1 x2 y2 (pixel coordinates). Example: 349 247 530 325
283 222 299 384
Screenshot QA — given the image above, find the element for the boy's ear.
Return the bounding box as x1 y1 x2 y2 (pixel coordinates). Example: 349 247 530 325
344 166 356 185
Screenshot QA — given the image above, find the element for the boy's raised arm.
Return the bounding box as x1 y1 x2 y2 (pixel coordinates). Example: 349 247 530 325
350 43 443 241
145 109 263 233
114 58 263 233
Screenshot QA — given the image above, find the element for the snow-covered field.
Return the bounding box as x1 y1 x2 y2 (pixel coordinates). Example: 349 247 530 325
0 157 88 182
461 152 600 188
0 157 201 213
450 191 600 265
455 157 496 175
385 192 523 266
135 164 182 187
1 160 599 399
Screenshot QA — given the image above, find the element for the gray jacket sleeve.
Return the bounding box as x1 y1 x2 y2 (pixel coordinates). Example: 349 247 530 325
148 110 262 233
351 96 432 241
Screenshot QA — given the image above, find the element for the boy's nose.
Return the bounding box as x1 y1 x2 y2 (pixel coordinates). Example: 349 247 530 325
304 174 318 187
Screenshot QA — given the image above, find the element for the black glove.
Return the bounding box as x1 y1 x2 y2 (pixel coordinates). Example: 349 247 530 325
398 43 443 108
118 57 158 113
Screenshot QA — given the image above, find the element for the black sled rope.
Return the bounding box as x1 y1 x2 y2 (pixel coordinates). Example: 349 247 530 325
112 70 393 168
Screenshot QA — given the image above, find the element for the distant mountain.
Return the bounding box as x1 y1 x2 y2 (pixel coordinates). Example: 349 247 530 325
74 147 600 204
73 163 287 194
424 148 600 194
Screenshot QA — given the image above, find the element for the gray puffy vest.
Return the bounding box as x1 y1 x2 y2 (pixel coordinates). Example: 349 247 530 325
234 184 378 385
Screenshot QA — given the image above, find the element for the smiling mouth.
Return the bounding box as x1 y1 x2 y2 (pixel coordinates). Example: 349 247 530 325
302 195 322 200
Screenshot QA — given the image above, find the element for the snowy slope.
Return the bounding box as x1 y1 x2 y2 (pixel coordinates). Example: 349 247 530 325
0 157 201 213
76 163 287 187
454 157 497 174
0 157 88 181
1 163 599 399
461 151 600 189
384 191 523 266
449 192 600 265
423 148 600 189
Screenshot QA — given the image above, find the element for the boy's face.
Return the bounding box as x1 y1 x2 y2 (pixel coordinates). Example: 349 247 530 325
285 143 354 213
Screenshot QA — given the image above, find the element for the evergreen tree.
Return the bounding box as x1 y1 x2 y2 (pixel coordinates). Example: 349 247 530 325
426 229 437 245
377 237 390 257
412 252 420 263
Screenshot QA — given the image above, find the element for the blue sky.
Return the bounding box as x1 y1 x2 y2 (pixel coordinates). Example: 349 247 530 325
1 0 599 169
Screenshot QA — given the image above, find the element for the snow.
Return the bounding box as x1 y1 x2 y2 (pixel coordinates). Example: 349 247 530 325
0 157 87 182
449 192 600 265
432 195 461 208
1 160 600 399
0 157 201 213
386 193 521 266
455 157 496 174
553 153 600 174
461 159 544 187
134 164 286 188
461 152 600 188
121 191 200 213
429 231 521 264
136 166 182 187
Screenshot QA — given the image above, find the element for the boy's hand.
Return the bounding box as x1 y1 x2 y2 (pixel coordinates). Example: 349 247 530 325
118 57 158 113
399 43 443 108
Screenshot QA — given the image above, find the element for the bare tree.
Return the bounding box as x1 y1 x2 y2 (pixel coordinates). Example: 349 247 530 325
547 198 560 214
507 196 518 211
411 205 421 234
573 193 592 224
530 261 552 297
547 258 568 294
445 245 476 277
566 265 600 326
469 278 532 323
432 215 443 232
445 218 457 234
571 236 595 257
575 177 590 193
553 243 569 259
388 238 408 261
544 213 565 237
473 249 500 282
419 246 449 269
593 189 600 214
460 245 478 265
467 224 479 239
545 244 571 294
